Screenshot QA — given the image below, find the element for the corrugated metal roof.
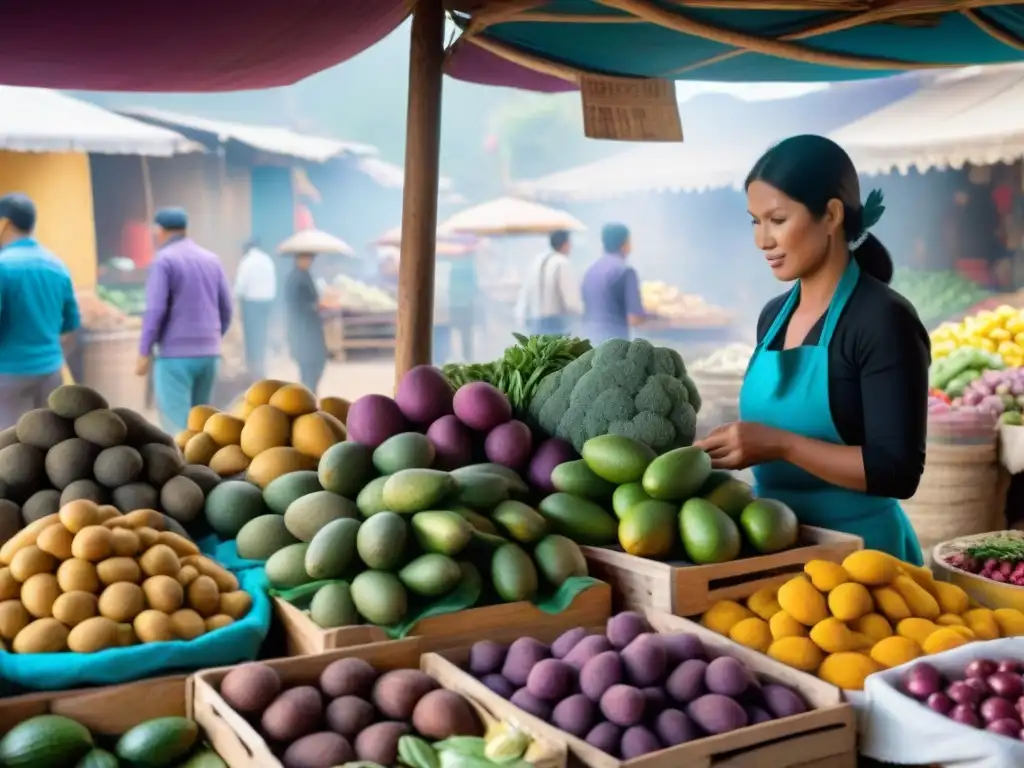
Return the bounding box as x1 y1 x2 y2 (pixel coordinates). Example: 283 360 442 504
831 64 1024 175
0 87 196 156
356 156 454 191
118 107 376 162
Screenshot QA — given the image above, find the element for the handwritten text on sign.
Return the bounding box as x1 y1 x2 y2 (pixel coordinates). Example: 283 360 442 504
580 76 683 143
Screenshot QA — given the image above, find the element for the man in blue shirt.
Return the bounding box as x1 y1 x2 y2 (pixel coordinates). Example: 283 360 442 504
581 223 646 344
0 193 80 428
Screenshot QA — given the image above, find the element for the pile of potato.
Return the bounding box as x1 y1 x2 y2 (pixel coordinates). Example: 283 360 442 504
176 380 349 481
0 499 252 654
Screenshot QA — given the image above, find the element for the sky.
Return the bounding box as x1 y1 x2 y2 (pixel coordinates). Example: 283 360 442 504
675 81 830 103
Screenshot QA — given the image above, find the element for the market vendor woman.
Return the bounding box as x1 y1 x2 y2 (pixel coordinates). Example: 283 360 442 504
695 135 930 564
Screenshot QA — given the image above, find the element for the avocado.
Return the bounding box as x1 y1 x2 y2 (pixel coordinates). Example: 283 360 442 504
533 534 588 587
399 553 462 596
204 480 268 539
581 434 657 484
115 716 199 767
373 432 436 475
618 500 678 558
236 514 299 560
411 510 473 556
642 447 712 502
0 714 93 767
318 441 376 498
449 505 499 535
350 570 408 625
537 493 617 546
491 500 549 543
263 470 321 514
491 543 539 602
305 517 361 579
739 498 800 554
310 581 359 629
283 490 359 542
450 464 529 495
550 460 616 500
356 475 390 517
356 511 408 570
679 498 741 564
382 469 456 513
611 482 653 520
451 472 509 508
703 478 755 520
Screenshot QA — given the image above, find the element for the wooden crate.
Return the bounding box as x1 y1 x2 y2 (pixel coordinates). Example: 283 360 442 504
273 580 613 655
422 609 856 768
0 674 188 736
582 526 863 617
192 638 567 768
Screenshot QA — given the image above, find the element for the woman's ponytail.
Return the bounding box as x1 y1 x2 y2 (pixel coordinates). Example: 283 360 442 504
852 233 894 284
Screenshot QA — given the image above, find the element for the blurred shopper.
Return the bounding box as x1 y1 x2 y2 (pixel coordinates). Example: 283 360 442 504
137 208 232 434
234 236 277 378
515 230 581 336
581 223 646 344
284 252 328 394
448 255 479 361
0 193 79 429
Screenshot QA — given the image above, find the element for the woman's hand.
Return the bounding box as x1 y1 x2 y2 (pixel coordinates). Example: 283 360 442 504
694 421 790 470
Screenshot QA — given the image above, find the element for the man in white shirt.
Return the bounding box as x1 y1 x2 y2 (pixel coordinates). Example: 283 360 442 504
515 230 582 336
234 237 277 377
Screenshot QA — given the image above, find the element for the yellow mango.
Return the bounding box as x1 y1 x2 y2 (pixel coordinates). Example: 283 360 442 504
870 636 922 668
746 587 782 621
891 575 940 620
809 617 873 654
873 587 912 622
949 625 976 640
828 582 874 622
963 608 1000 641
936 613 964 626
767 637 824 673
932 582 969 615
803 560 851 592
842 550 900 587
818 652 882 691
896 618 939 645
777 576 829 627
993 608 1024 637
701 601 754 636
921 628 969 655
851 613 893 643
769 611 809 640
728 617 773 653
902 564 940 597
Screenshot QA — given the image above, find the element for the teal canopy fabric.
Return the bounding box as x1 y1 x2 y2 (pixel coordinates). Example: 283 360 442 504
450 0 1024 85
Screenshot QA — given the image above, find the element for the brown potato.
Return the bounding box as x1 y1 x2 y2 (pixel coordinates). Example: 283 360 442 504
204 614 234 632
59 500 101 534
0 514 60 565
136 527 161 548
12 618 68 653
176 565 199 588
133 610 176 643
9 546 56 583
97 582 145 623
36 525 74 561
157 532 199 558
0 568 18 601
139 545 180 578
170 609 206 640
109 528 140 558
67 616 119 653
71 526 114 562
182 556 238 592
0 600 30 640
56 558 100 594
52 591 98 627
187 575 220 617
142 575 184 613
96 557 142 586
21 573 60 619
219 590 254 620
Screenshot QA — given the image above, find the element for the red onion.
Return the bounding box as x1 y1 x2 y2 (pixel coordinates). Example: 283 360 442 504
926 692 955 715
948 681 984 707
981 697 1020 724
998 660 1024 674
951 705 982 728
965 677 991 697
966 660 998 679
988 672 1024 700
904 663 943 701
987 719 1022 739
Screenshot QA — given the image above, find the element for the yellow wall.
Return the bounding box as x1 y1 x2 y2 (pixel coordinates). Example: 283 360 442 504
0 151 97 288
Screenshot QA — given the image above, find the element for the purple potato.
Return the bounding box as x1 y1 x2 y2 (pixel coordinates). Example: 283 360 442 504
687 694 749 735
745 705 774 725
661 633 705 665
469 640 508 676
325 696 375 738
580 651 623 702
655 708 701 746
395 365 455 424
345 395 408 448
453 382 512 432
620 725 663 759
903 662 943 701
528 439 578 494
510 688 553 720
481 674 517 699
484 420 533 469
667 659 708 704
621 633 667 687
585 722 622 756
642 686 668 714
527 659 576 701
564 634 613 670
553 693 597 737
607 611 651 650
501 637 551 686
427 415 474 470
551 627 590 659
283 732 353 768
705 656 752 698
761 684 808 719
600 684 646 727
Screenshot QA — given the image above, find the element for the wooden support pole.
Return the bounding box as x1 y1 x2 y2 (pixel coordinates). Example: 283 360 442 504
396 0 445 385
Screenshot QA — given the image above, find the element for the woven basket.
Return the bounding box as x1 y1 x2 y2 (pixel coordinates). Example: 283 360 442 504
904 440 1008 560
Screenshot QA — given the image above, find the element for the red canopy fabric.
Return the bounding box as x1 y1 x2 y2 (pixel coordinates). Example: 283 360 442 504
0 0 408 91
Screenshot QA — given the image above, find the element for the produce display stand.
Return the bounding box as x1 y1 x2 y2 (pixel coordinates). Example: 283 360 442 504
272 580 612 655
0 674 188 737
322 309 398 361
192 637 567 768
421 608 856 768
581 526 863 617
932 531 1024 611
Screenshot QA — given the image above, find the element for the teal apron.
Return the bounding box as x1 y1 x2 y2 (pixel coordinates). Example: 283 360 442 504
739 258 924 565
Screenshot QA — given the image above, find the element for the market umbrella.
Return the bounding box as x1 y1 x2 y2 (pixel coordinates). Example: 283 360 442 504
374 224 482 257
439 197 586 236
277 228 354 257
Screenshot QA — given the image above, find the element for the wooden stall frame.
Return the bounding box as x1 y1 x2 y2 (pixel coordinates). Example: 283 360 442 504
422 608 856 768
272 580 612 655
582 525 863 617
0 674 189 736
192 638 567 768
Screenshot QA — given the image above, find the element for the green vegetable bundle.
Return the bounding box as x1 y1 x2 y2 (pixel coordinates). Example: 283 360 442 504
442 334 592 412
928 346 1004 396
891 268 991 329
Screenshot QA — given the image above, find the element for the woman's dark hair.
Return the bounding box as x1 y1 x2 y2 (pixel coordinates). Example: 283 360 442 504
550 230 570 251
745 135 892 284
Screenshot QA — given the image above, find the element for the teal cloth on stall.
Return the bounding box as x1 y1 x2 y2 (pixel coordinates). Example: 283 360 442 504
196 533 265 572
0 568 272 692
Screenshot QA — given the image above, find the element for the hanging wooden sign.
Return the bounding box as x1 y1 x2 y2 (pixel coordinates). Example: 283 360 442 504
580 75 683 142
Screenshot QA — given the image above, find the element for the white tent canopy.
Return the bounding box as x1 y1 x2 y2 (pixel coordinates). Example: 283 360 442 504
0 87 196 156
832 65 1024 175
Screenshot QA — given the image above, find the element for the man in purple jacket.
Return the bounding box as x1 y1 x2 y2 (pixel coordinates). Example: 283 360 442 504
136 208 232 433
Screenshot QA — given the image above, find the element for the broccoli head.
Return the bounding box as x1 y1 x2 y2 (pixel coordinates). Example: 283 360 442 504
526 338 702 453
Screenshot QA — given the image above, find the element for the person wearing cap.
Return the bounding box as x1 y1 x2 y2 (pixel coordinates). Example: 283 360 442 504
137 208 232 434
234 236 277 378
0 193 80 428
